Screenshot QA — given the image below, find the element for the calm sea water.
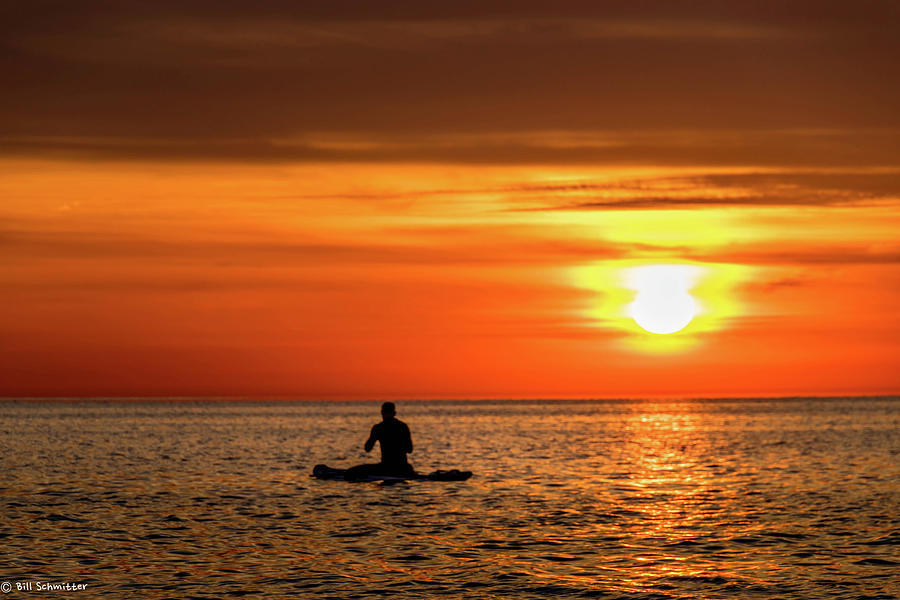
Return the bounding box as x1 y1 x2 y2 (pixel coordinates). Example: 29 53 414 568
1 398 898 599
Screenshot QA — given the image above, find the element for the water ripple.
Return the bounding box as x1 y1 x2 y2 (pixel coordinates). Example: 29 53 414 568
1 397 898 599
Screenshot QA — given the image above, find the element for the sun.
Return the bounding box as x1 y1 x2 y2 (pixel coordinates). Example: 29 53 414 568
571 260 747 350
627 265 699 335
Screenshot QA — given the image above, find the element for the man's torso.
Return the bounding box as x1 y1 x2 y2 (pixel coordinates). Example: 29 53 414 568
373 418 411 467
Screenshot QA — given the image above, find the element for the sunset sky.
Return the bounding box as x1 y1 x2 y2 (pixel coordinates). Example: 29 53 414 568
2 1 899 398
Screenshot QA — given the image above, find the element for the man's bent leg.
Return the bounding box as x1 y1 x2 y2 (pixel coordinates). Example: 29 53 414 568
344 463 382 481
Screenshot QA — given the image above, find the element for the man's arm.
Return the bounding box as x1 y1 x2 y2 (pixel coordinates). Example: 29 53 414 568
404 423 413 454
364 424 378 453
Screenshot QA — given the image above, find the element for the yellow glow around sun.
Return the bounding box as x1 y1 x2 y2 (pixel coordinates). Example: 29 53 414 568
571 260 752 353
626 265 699 334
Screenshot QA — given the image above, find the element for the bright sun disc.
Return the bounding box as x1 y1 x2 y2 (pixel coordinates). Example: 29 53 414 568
627 265 699 335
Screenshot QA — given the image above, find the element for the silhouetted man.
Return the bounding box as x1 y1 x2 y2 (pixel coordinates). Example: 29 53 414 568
346 402 414 480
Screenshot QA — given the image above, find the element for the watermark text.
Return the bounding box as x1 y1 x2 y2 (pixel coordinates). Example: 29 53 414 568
2 581 88 593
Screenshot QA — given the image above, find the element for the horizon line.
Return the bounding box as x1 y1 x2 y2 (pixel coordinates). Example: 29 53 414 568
2 393 898 403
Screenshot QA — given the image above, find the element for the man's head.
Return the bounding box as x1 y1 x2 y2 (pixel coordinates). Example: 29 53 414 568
381 402 396 419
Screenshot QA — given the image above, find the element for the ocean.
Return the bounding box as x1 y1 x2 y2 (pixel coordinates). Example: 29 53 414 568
1 398 898 599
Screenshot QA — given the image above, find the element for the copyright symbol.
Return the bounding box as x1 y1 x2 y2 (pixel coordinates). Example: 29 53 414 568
1 582 11 593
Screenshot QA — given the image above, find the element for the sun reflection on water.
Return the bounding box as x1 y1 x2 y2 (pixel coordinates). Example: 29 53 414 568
606 403 746 588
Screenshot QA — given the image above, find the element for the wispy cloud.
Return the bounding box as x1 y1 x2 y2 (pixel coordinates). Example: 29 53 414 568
6 214 898 273
0 224 638 266
3 130 899 168
511 167 900 210
10 17 804 69
688 244 900 266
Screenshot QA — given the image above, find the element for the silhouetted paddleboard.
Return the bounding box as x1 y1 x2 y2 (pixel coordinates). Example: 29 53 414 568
311 464 472 483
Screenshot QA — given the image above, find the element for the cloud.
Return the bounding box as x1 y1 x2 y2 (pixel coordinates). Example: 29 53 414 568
743 277 808 292
687 245 900 266
513 167 900 210
3 130 899 168
2 1 899 162
549 195 854 210
6 217 898 274
9 16 802 70
0 224 638 267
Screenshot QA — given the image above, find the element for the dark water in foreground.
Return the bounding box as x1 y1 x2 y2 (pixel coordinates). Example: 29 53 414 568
1 398 898 599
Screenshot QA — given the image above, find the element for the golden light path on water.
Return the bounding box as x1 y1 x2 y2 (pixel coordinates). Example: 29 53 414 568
532 405 749 592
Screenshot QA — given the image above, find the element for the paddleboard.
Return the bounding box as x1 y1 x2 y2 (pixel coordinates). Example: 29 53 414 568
311 464 472 483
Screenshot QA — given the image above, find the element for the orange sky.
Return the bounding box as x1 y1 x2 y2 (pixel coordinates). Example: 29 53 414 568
2 2 899 398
